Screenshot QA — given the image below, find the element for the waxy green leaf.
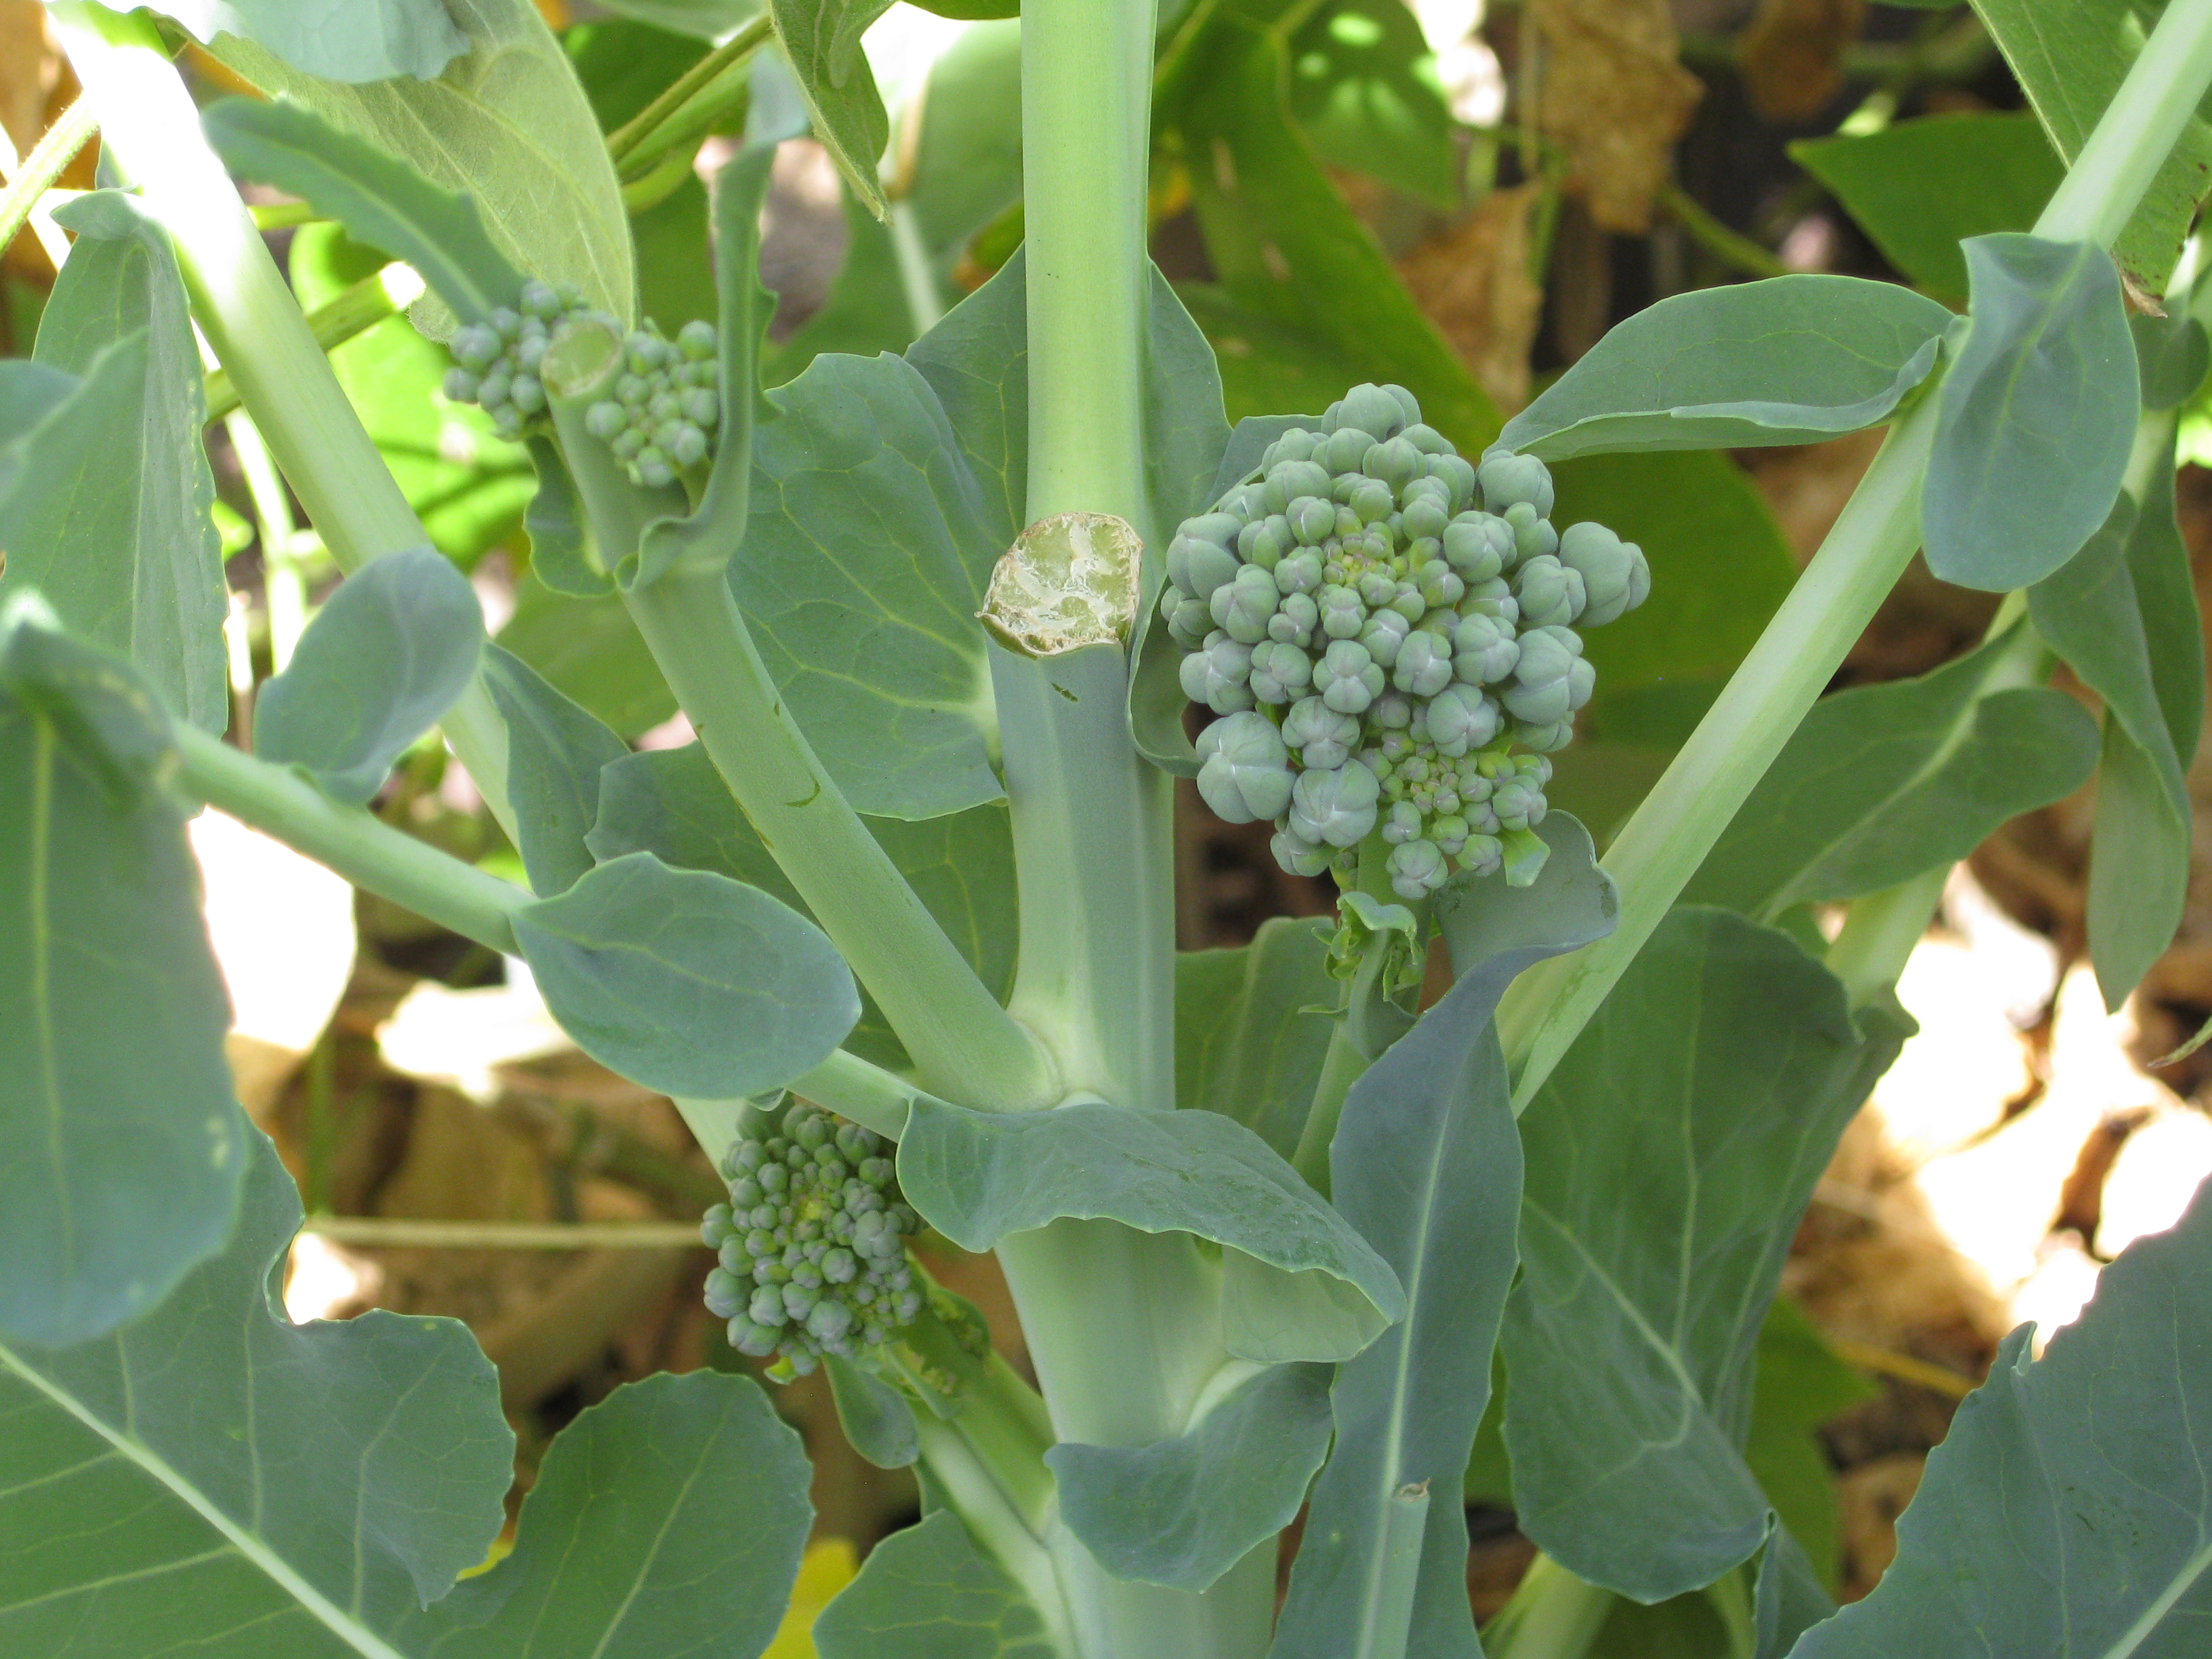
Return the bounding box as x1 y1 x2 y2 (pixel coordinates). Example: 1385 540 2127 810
1050 1361 1332 1593
813 1510 1059 1659
0 361 73 445
1497 276 1953 461
213 0 634 335
0 611 245 1346
497 574 678 737
1504 909 1908 1604
769 0 892 218
826 1353 922 1470
516 850 859 1097
1789 1176 2212 1658
1791 112 2061 302
481 642 629 897
203 97 525 327
1278 815 1614 1659
897 1097 1406 1364
162 0 468 82
1176 916 1336 1163
524 434 610 595
5 192 227 733
1683 622 2101 922
1924 234 2137 592
254 546 486 804
588 741 1017 1071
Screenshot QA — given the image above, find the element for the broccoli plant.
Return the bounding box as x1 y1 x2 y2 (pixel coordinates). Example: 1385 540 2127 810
5 1 2212 1657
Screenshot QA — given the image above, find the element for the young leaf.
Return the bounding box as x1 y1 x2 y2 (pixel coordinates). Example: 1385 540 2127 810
1681 622 2102 922
1176 916 1338 1163
588 741 1017 1071
202 97 526 326
2133 312 2212 412
1788 1176 2212 1657
813 1510 1059 1659
767 0 892 217
210 0 634 333
1790 112 2062 302
523 433 611 595
895 1097 1406 1363
514 850 860 1097
1967 0 2212 294
6 191 227 733
497 574 678 737
2087 722 2191 1019
1495 276 1953 462
1502 908 1908 1604
632 146 777 588
1276 813 1615 1659
825 1353 922 1470
0 612 245 1346
1050 1361 1332 1594
1144 273 1236 546
254 546 487 804
160 0 468 82
1923 234 2137 592
480 642 629 897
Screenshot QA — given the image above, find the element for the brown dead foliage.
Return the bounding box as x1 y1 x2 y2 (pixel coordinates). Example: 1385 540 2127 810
1396 183 1547 413
1532 0 1703 232
1738 0 1867 122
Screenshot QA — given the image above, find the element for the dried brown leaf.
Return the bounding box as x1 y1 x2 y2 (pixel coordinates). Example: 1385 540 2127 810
1532 0 1703 233
1396 182 1546 411
1738 0 1866 123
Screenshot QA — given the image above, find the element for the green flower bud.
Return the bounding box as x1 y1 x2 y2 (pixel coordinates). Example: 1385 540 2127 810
1382 800 1425 844
1336 382 1409 441
1263 459 1332 514
1505 500 1558 562
1288 496 1334 545
1427 452 1478 514
1479 451 1555 518
515 333 549 373
1167 595 1212 649
678 318 719 359
584 400 628 441
670 424 710 467
1169 535 1241 602
1418 559 1465 611
1276 550 1326 594
1196 712 1294 822
1460 577 1519 626
1269 591 1319 647
1212 563 1283 644
1388 838 1449 899
1316 426 1370 474
1263 428 1321 468
1364 436 1421 492
1288 759 1382 846
520 279 562 319
452 325 501 371
443 367 481 404
478 369 512 408
1557 520 1650 626
1271 828 1334 877
1315 640 1385 714
1568 655 1595 712
491 405 525 439
636 451 676 489
1443 512 1513 582
1317 584 1367 640
1249 638 1313 703
1182 635 1256 713
1492 775 1547 831
1425 682 1501 756
1359 609 1410 668
1393 630 1454 697
615 372 650 405
749 1285 789 1328
1401 495 1451 542
1183 512 1244 551
649 390 681 425
1502 628 1576 724
1457 834 1504 877
1513 554 1586 629
1450 613 1519 684
1399 422 1451 456
489 306 523 341
611 427 646 460
701 1204 737 1246
1282 695 1360 769
680 387 720 427
509 373 546 414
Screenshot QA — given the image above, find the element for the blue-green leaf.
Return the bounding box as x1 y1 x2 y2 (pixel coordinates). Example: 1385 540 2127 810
162 0 468 82
0 608 245 1346
515 849 859 1097
254 546 486 804
524 433 611 595
896 1097 1405 1364
1503 908 1909 1604
1923 234 2137 591
1276 814 1614 1659
826 1353 922 1470
5 191 227 733
202 97 525 326
0 361 73 445
1788 1176 2212 1657
1683 621 2102 922
481 642 629 897
814 1510 1059 1659
1176 916 1337 1162
768 0 891 217
1497 276 1953 462
497 574 678 737
1050 1361 1333 1593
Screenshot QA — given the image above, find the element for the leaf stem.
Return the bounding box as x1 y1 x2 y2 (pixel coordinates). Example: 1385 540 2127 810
203 264 417 426
171 723 527 955
605 16 772 168
1483 1553 1615 1659
0 96 96 262
2034 0 2212 247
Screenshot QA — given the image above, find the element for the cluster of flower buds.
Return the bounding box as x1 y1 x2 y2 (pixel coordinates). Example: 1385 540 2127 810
442 278 606 441
579 318 721 490
700 1100 923 1380
1166 384 1649 899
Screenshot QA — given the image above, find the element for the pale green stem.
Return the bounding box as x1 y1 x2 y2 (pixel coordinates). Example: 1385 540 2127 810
914 1415 1080 1658
1483 1554 1615 1659
224 413 308 671
2035 0 2212 246
171 724 526 955
674 1048 937 1164
53 3 518 837
889 199 946 335
605 15 771 167
1824 863 1950 1010
0 96 96 263
203 265 411 426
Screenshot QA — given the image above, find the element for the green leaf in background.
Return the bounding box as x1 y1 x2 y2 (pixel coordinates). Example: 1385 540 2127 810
481 642 629 896
735 350 1002 818
0 611 245 1346
1923 233 2138 592
896 1096 1405 1363
0 360 73 442
1966 0 2212 295
1497 276 1952 461
1168 7 1502 453
1791 112 2062 302
826 1352 922 1469
2030 436 2203 1008
254 546 486 803
1175 916 1336 1163
498 573 678 736
1790 1174 2212 1657
769 0 892 216
590 0 766 39
1286 0 1459 209
1279 815 1614 1659
1742 1298 1875 1596
764 183 912 388
1 193 228 735
291 224 537 569
2135 311 2212 411
392 1370 815 1658
202 97 525 326
516 850 859 1097
1145 271 1235 546
813 1509 1059 1659
1503 908 1908 1605
161 0 468 81
212 0 634 336
1048 1361 1334 1593
587 741 1017 1071
909 20 1024 264
0 1132 511 1648
1681 622 2102 922
905 251 1028 539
